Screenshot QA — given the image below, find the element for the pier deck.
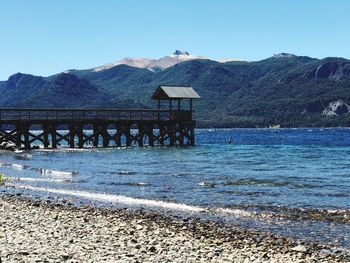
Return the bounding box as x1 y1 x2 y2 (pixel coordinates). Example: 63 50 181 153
0 108 196 149
0 85 200 150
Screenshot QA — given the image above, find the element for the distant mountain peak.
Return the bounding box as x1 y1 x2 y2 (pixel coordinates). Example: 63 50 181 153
90 51 210 73
273 53 296 58
90 57 156 72
169 50 207 61
172 50 190 56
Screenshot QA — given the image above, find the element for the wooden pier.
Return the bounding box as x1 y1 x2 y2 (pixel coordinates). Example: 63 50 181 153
0 85 200 150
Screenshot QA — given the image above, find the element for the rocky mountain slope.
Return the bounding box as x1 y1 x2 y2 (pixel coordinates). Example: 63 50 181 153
1 53 350 127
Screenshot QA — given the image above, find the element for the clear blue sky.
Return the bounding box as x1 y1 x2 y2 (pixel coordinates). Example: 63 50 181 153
0 0 349 80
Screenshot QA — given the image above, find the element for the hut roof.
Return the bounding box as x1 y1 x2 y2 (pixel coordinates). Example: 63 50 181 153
151 85 201 100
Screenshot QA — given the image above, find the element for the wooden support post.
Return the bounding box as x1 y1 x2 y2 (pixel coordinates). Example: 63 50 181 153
190 125 195 146
137 123 144 147
148 125 154 146
23 124 30 150
169 100 172 120
15 124 22 148
169 124 175 146
102 124 109 147
159 125 165 146
69 125 75 148
51 125 57 149
138 134 143 147
93 124 99 147
43 124 49 148
115 124 121 147
125 126 131 146
178 124 184 146
77 124 84 148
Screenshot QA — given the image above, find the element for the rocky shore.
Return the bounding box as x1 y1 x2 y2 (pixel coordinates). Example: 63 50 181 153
1 196 349 263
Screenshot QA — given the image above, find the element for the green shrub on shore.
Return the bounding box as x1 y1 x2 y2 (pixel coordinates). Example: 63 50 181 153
0 173 5 185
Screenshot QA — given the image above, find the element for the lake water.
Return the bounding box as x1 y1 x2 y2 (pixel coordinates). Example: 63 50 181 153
1 128 350 248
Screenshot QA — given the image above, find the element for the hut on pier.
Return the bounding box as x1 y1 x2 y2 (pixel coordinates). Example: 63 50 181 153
151 85 201 121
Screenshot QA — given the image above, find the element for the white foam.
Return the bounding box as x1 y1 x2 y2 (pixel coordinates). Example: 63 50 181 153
11 164 25 170
9 177 67 183
118 171 134 175
8 184 206 213
0 163 27 170
214 207 254 217
198 181 215 187
15 153 32 160
39 169 75 178
134 182 148 186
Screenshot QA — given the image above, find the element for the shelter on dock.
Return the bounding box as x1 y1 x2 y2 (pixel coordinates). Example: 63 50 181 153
0 85 200 150
151 85 200 121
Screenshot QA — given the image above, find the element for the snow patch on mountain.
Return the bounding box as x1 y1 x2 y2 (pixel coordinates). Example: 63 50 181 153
92 58 156 72
273 53 296 58
218 58 245 63
89 50 244 72
322 100 350 116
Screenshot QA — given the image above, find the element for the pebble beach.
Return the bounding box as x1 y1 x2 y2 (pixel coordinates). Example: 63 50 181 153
1 195 349 263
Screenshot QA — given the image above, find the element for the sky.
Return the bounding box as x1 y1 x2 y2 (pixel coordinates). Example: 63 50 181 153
0 0 349 80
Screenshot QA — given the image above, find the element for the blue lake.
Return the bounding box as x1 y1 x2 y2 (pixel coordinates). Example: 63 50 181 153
1 128 350 248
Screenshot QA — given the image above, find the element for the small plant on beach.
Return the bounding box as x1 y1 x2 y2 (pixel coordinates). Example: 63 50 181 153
0 173 5 185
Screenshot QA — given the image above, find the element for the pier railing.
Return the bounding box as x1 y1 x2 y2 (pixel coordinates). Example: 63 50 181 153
0 108 181 122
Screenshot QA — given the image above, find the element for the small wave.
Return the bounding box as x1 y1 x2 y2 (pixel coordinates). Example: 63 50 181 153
220 190 280 197
174 173 188 177
14 153 32 160
214 207 254 217
116 171 137 175
11 164 27 170
7 184 206 212
333 173 350 178
36 147 94 153
198 181 216 188
7 177 68 183
311 192 350 198
143 171 163 176
0 163 29 170
224 178 317 189
219 205 350 223
32 168 77 178
224 178 289 187
107 182 150 187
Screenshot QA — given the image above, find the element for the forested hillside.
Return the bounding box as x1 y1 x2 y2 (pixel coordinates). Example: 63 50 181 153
1 54 350 127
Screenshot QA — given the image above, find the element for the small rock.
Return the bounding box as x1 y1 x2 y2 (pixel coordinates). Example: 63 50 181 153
148 246 157 253
292 245 307 253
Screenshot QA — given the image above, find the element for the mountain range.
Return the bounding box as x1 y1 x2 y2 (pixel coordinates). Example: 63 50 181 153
67 50 241 73
1 51 350 127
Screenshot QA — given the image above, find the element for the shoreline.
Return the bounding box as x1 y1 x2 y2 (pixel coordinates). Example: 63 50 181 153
1 195 349 262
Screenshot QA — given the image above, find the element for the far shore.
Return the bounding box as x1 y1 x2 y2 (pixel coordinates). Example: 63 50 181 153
1 194 349 262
